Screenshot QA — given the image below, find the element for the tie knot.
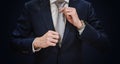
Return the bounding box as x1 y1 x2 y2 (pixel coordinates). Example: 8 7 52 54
57 0 64 3
55 0 66 8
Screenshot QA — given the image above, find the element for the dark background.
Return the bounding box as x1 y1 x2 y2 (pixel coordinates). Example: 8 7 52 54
0 0 119 64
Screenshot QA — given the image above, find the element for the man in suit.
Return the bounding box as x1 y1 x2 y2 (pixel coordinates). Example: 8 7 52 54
11 0 110 64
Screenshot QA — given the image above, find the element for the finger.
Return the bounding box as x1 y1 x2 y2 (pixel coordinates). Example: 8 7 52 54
65 7 73 11
65 10 76 18
62 9 72 16
66 12 72 16
47 33 59 40
46 38 56 46
59 7 67 12
51 35 60 40
48 30 59 35
65 8 72 12
48 42 56 46
65 13 73 23
65 7 76 14
67 15 72 20
60 7 72 13
49 38 58 43
59 7 65 12
64 11 72 18
66 16 73 23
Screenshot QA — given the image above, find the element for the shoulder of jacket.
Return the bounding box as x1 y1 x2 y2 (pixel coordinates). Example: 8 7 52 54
80 0 92 6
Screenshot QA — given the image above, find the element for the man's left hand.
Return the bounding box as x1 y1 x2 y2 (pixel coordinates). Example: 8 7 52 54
60 7 83 29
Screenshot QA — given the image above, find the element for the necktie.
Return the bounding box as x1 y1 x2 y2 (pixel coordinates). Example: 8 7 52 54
55 1 66 47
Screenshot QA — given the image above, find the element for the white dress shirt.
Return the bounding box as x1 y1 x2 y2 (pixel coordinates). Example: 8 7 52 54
32 0 85 52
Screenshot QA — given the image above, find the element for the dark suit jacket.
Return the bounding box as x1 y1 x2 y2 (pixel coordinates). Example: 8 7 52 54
11 0 110 64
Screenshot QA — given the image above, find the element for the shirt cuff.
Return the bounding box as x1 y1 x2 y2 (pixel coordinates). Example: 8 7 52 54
78 20 86 35
32 39 41 53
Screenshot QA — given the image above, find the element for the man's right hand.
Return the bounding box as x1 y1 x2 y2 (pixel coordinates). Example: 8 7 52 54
33 30 60 49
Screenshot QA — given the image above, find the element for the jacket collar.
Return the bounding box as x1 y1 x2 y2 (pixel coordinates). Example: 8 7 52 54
50 0 69 4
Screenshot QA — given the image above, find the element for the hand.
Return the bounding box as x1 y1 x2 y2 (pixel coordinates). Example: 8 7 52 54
33 30 60 49
60 7 83 29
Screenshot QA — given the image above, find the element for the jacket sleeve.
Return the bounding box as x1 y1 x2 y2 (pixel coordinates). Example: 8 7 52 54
11 4 35 54
79 3 111 53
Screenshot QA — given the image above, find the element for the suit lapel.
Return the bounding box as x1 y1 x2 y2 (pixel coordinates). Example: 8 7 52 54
41 0 55 31
61 0 78 46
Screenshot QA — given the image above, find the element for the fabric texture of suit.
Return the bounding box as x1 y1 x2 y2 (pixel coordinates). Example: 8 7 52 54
11 0 110 64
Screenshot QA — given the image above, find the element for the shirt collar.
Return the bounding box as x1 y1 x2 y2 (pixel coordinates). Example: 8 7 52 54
50 0 69 4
